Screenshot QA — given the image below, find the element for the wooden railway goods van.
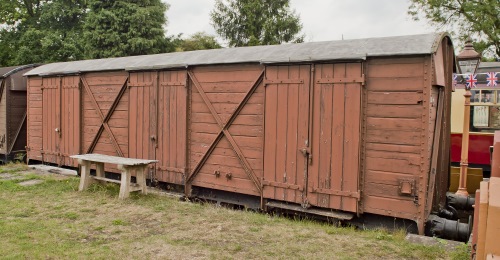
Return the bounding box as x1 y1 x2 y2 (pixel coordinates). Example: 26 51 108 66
0 64 39 163
26 33 456 236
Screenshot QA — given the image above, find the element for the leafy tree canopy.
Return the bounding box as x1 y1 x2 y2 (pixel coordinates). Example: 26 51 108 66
210 0 304 47
0 0 171 65
0 0 86 66
0 0 43 26
408 0 500 59
175 32 222 52
83 0 169 59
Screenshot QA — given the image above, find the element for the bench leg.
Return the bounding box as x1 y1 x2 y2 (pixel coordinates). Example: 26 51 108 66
95 162 105 184
136 166 147 195
78 160 92 191
119 167 131 199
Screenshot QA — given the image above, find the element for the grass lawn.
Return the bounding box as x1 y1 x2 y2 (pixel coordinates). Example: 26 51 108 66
0 163 469 259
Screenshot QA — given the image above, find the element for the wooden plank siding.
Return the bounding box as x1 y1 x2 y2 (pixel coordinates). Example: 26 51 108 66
0 67 33 161
155 70 187 185
263 65 310 204
362 56 431 221
431 37 454 213
188 65 264 196
307 63 363 212
27 77 43 161
82 71 128 173
0 79 7 155
7 90 28 153
58 75 81 167
41 77 60 165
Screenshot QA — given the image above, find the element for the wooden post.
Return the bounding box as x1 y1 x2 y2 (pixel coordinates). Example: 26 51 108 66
476 181 489 259
490 132 500 178
471 189 480 259
78 159 92 191
136 166 147 194
457 89 471 196
95 162 105 184
118 165 131 199
484 177 500 256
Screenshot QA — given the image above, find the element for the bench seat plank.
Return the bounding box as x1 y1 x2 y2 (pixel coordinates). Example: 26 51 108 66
72 153 157 199
70 153 157 166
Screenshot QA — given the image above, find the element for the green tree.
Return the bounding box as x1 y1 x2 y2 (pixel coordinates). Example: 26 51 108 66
210 0 304 47
176 32 222 52
0 0 44 26
408 0 500 58
83 0 168 59
0 0 86 66
0 29 19 66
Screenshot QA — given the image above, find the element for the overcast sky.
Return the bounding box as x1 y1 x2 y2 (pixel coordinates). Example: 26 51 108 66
164 0 435 43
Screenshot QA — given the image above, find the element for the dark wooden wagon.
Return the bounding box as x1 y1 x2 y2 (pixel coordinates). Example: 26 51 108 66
0 64 39 163
25 33 455 235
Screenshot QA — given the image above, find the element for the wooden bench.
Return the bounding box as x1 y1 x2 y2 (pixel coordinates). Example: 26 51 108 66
70 154 158 199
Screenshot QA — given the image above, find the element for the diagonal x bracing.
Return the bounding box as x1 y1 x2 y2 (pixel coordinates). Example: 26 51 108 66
186 70 264 193
81 76 129 157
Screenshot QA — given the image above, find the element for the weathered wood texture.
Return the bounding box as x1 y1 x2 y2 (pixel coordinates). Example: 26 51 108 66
263 65 310 204
263 63 362 213
82 72 128 172
188 65 264 196
156 70 187 184
362 56 437 224
0 68 31 159
0 79 7 154
308 63 362 212
71 153 157 166
431 37 454 213
25 36 453 234
8 90 27 152
129 70 187 184
27 77 43 161
41 77 61 165
35 76 81 166
73 154 156 199
60 75 81 167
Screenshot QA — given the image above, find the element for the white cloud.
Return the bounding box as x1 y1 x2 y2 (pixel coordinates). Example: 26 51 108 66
163 0 435 41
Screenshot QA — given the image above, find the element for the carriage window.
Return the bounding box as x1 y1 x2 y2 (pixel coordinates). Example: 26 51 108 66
471 90 496 104
470 89 500 131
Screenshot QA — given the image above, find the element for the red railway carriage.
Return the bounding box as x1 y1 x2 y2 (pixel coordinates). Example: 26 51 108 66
25 33 455 236
451 62 500 175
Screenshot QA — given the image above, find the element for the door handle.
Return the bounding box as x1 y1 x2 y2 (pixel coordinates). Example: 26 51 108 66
300 148 312 165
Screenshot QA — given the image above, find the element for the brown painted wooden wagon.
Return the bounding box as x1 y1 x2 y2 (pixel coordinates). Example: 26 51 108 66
0 64 39 163
25 33 456 236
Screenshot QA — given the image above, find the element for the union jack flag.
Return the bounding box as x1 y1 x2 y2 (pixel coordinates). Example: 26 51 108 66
466 74 478 89
486 72 498 87
453 74 458 85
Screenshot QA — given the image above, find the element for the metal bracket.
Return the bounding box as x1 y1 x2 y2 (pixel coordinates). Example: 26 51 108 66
399 179 415 196
264 79 304 85
315 75 365 85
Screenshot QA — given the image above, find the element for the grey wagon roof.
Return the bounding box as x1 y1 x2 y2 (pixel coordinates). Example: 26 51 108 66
26 32 448 76
1 64 40 78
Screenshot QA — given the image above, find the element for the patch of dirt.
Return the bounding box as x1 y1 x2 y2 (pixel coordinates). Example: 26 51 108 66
0 173 25 180
18 179 44 186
